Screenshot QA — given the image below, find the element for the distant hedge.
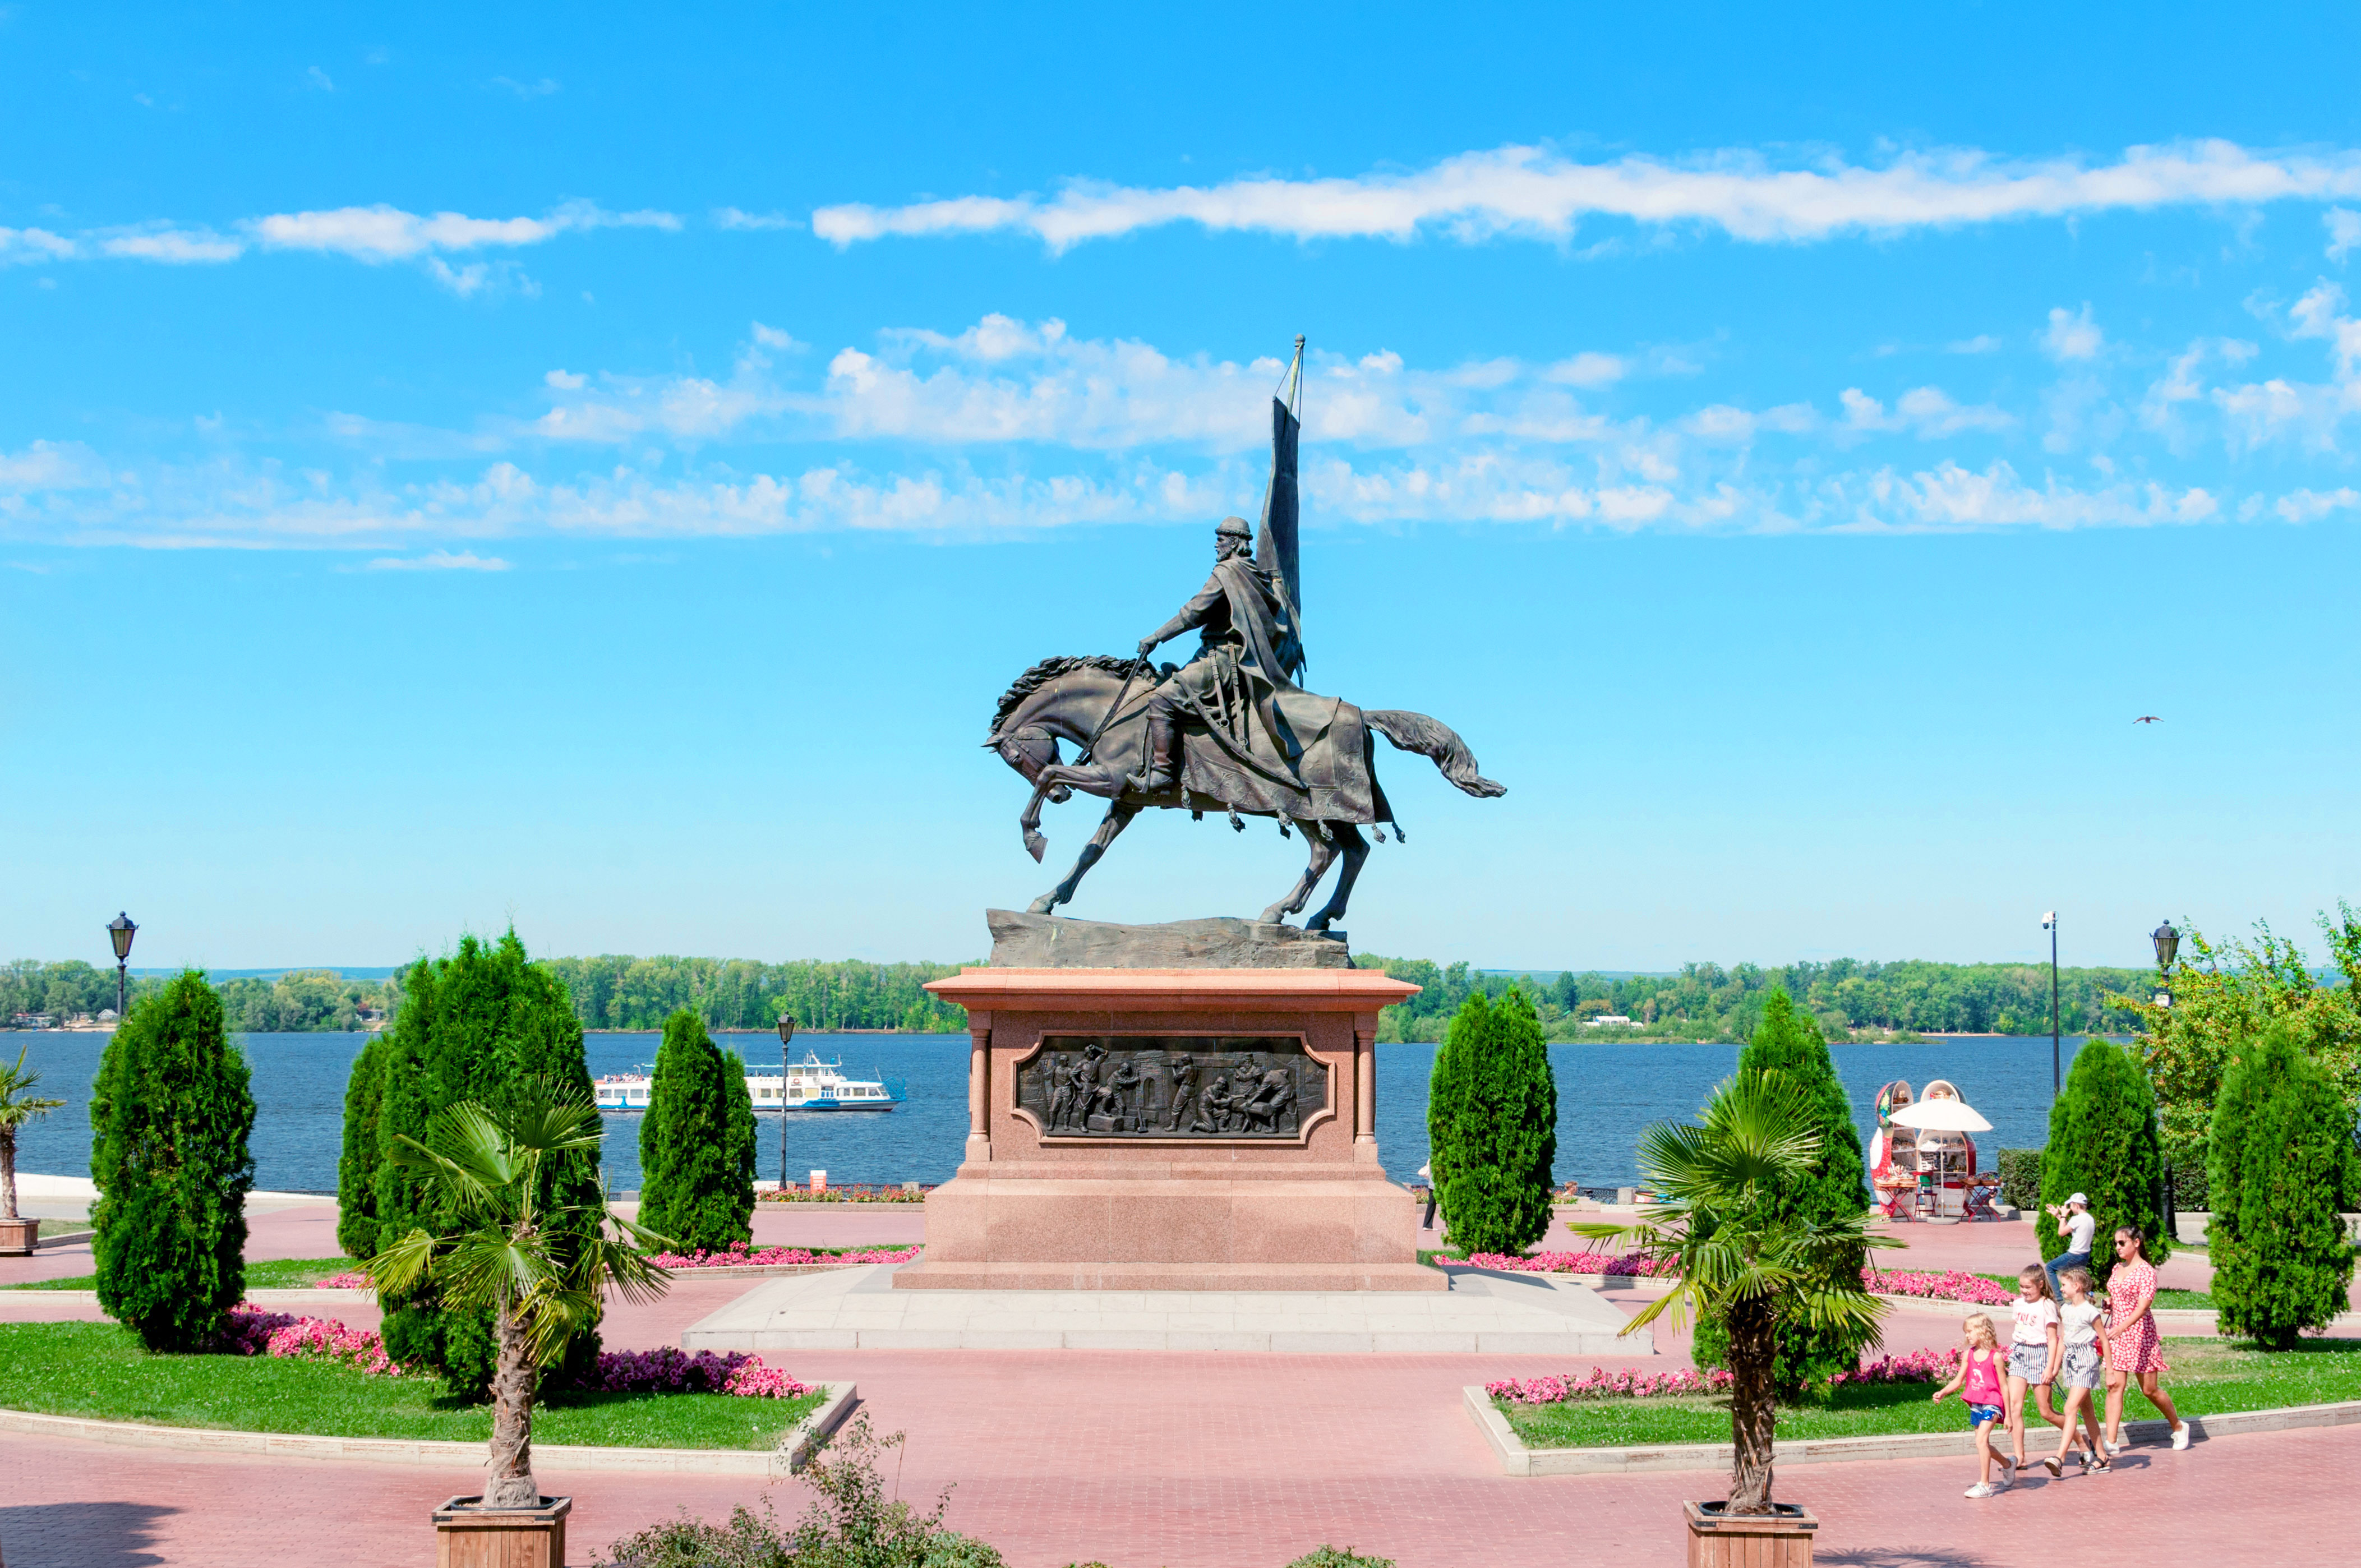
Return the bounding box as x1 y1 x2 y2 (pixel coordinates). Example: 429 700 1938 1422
1997 1149 2041 1212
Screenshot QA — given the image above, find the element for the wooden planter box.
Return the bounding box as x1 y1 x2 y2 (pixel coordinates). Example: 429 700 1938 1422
432 1495 570 1568
0 1217 38 1257
1683 1500 1816 1567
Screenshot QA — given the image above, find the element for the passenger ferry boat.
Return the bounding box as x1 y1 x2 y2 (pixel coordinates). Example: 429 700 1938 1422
594 1050 904 1113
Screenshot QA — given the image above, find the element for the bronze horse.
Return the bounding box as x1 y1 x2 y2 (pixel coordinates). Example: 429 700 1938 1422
987 654 1504 929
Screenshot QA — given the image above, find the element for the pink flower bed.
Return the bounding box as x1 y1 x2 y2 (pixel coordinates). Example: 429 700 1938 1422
757 1184 930 1203
1489 1346 1959 1404
1829 1348 1961 1387
1490 1366 1733 1403
1863 1266 2017 1306
644 1241 921 1270
216 1306 810 1398
315 1271 373 1290
1454 1250 1671 1278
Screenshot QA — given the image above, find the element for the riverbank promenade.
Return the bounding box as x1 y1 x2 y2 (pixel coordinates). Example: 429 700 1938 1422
2 1205 2347 1566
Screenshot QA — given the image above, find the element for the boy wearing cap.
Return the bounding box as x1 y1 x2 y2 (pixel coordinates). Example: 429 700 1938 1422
2042 1192 2096 1302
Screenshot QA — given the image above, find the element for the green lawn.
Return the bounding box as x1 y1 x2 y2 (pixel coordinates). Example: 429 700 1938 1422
34 1219 94 1239
4 1257 361 1292
0 1322 824 1449
1500 1336 2361 1449
1966 1270 2213 1309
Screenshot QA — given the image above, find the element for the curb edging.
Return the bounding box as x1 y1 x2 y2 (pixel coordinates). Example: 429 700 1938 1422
1464 1388 2361 1477
0 1380 858 1476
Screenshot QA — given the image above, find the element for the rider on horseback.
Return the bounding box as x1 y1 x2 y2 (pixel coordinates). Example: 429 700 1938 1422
1128 514 1304 797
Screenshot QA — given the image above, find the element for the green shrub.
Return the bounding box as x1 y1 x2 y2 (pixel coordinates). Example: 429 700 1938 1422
2209 1021 2360 1348
1286 1550 1398 1568
368 931 603 1399
1427 987 1556 1256
1691 989 1874 1394
335 1034 388 1258
2038 1038 2171 1267
1997 1148 2042 1211
90 973 256 1351
639 1011 757 1253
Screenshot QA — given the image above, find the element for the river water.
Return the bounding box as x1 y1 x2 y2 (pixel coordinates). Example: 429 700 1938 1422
10 1030 2093 1195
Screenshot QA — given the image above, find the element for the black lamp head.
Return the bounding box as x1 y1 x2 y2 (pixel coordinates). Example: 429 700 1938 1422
107 912 137 963
777 1014 797 1046
2151 920 2180 971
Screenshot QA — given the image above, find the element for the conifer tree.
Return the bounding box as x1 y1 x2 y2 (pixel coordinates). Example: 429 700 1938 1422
2038 1038 2171 1267
639 1011 754 1252
368 931 603 1397
1690 989 1873 1391
90 972 256 1350
2209 1021 2359 1348
1428 987 1556 1256
335 1033 389 1258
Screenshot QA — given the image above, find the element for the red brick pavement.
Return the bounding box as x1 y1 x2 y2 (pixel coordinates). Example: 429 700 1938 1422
1 1353 2349 1567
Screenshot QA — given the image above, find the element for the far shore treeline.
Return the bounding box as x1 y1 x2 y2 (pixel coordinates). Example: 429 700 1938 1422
1354 956 2154 1044
8 949 2173 1041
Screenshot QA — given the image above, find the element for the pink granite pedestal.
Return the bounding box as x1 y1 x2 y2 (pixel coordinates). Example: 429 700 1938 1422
896 966 1441 1292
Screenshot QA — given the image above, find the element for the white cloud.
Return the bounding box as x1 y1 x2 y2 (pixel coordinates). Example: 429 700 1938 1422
306 66 335 92
96 226 244 263
0 226 76 265
716 207 799 231
1839 385 2009 440
2042 304 2104 361
545 369 587 391
0 439 108 490
2328 207 2361 264
749 322 803 351
2273 486 2361 521
251 201 676 261
491 77 560 99
814 139 2361 253
367 549 510 570
1543 352 1625 387
1947 334 2003 354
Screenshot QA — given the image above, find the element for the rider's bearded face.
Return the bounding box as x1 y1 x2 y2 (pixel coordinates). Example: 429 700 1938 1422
1216 530 1247 561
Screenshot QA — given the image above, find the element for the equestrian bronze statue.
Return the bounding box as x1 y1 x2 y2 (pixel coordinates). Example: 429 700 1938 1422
986 339 1504 931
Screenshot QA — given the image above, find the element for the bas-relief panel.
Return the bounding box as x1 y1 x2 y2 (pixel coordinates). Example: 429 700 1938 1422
1014 1034 1327 1138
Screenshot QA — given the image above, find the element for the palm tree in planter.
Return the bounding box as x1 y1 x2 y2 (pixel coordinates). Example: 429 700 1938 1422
370 1083 672 1527
1572 1071 1896 1559
1 1046 69 1255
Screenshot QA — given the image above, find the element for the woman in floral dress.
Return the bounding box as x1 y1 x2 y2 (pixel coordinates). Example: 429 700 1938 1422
2103 1225 2191 1452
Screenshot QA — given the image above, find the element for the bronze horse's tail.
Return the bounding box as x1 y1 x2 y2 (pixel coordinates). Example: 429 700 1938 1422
1364 709 1506 798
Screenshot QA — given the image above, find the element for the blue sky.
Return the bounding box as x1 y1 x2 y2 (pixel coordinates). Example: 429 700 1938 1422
5 4 2359 974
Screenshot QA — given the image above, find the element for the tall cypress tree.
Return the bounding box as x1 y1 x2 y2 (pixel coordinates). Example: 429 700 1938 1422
2038 1037 2171 1268
639 1011 754 1252
1690 989 1873 1391
90 972 256 1351
1429 986 1556 1256
2210 1021 2359 1348
335 1033 389 1258
368 931 603 1397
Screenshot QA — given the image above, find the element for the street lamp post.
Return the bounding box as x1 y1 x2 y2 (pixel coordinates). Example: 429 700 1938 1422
776 1014 797 1189
2042 912 2060 1099
2151 920 2180 1008
2151 919 2183 1231
106 913 137 1025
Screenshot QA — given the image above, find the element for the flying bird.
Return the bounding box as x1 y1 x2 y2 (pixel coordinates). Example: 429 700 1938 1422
2133 715 2162 724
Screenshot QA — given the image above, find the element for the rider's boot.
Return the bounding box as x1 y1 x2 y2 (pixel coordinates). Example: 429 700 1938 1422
1128 712 1182 796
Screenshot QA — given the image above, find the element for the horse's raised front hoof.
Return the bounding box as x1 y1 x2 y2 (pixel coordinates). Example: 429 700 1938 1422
1027 893 1060 915
1257 905 1292 926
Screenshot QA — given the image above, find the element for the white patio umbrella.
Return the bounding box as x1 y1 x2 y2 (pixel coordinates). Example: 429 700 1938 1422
1887 1098 1992 1133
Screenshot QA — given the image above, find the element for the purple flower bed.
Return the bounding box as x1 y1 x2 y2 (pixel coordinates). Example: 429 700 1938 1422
216 1306 812 1398
757 1184 932 1203
1489 1346 1959 1404
1452 1249 1671 1278
574 1346 813 1399
644 1242 921 1269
